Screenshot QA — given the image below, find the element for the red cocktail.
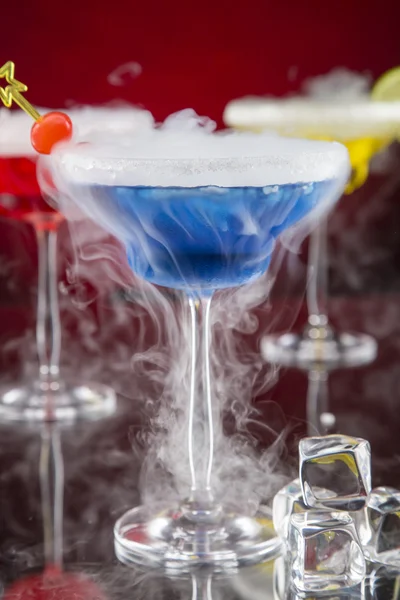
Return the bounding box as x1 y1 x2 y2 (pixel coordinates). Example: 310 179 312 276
0 156 63 230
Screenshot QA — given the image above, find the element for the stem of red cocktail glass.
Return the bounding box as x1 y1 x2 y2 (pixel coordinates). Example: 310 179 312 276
35 227 62 390
187 295 215 505
40 423 64 571
306 218 329 330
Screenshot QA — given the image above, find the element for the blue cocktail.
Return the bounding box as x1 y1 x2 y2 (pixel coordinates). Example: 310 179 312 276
45 125 350 572
85 181 335 291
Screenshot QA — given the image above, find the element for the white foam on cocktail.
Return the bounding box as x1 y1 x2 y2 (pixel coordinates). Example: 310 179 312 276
50 128 350 187
0 106 154 157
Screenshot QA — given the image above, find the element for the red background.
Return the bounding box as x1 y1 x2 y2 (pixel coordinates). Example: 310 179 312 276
1 0 400 308
2 0 400 126
1 0 400 307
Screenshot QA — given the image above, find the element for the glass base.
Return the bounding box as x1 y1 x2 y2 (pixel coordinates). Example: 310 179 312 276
0 379 116 422
114 502 281 573
261 324 377 370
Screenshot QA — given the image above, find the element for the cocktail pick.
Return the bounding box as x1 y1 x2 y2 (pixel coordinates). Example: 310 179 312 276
0 61 73 154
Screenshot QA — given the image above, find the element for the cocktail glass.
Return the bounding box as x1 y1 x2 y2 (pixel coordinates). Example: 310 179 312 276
224 90 400 368
0 107 153 421
43 126 350 571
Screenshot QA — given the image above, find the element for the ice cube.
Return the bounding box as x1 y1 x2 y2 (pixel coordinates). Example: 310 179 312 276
273 480 306 539
273 478 333 539
363 564 400 600
358 486 400 567
274 555 364 600
289 511 366 594
299 435 371 511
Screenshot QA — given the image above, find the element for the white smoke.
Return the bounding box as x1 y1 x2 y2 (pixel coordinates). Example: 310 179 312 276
107 62 143 87
302 67 372 100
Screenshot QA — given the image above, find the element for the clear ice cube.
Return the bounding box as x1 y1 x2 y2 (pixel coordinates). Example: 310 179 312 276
299 435 371 511
273 478 333 539
289 511 366 594
358 486 400 567
363 564 400 600
273 480 306 539
274 555 364 600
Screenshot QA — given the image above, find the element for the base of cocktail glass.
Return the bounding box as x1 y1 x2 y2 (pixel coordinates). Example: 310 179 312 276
0 378 116 422
114 501 281 573
261 323 377 370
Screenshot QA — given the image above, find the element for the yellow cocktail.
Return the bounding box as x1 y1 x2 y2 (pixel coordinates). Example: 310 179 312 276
224 73 400 369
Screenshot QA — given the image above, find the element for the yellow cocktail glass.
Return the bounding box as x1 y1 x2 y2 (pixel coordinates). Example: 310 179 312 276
223 87 400 372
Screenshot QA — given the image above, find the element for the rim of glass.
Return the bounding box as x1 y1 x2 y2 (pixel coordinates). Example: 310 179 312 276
50 140 351 187
51 137 350 165
225 97 400 111
224 98 400 139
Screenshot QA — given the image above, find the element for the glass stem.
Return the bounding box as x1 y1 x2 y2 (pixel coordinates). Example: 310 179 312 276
191 575 214 600
306 217 329 328
307 369 329 435
187 295 214 504
40 423 64 569
35 228 61 384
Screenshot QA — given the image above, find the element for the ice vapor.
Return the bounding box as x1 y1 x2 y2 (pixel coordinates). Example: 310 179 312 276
107 62 143 87
302 67 372 100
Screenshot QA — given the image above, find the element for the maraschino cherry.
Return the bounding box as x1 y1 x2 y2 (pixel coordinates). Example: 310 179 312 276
31 111 73 155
